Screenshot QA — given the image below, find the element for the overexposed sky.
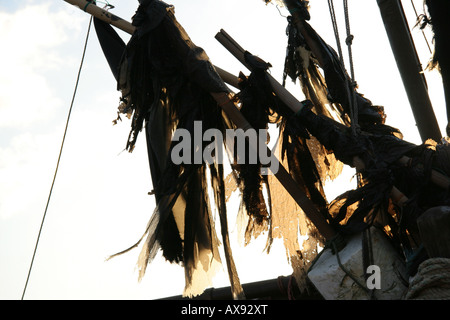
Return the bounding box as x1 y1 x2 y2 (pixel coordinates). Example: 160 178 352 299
0 0 446 300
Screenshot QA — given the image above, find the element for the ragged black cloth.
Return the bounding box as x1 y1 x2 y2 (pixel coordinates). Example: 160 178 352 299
236 51 334 245
283 12 386 129
94 0 244 298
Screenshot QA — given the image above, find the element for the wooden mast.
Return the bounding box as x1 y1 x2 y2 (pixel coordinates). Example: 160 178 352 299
377 0 442 142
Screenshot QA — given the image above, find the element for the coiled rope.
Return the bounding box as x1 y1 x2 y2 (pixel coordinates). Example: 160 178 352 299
405 258 450 299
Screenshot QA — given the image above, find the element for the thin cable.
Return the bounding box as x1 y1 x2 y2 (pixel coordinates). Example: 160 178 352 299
410 0 432 54
343 0 359 136
327 0 358 135
21 16 93 300
343 0 355 81
327 0 345 67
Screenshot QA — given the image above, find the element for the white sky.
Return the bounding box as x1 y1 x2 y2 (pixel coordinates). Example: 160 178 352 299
0 0 446 300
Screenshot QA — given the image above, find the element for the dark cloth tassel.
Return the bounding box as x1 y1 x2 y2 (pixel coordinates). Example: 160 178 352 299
95 0 245 298
236 51 332 246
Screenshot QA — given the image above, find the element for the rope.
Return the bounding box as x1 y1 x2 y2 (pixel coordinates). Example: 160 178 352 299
405 258 450 299
21 16 93 300
327 0 359 136
327 0 345 67
362 227 376 299
410 0 432 54
307 232 375 299
343 0 355 82
277 276 296 300
83 1 92 12
343 0 359 136
330 240 371 295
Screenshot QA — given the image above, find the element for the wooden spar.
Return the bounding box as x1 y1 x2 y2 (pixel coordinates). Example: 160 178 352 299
377 0 441 143
64 0 135 34
213 66 240 89
63 0 337 240
158 275 321 300
215 29 305 114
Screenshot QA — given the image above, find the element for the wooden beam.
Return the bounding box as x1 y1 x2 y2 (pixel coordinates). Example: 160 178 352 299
158 275 322 300
377 0 441 142
64 0 136 34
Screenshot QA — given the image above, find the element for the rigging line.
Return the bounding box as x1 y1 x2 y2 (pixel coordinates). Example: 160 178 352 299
327 0 358 135
21 16 93 300
327 0 345 67
343 0 359 136
343 0 355 82
410 0 432 54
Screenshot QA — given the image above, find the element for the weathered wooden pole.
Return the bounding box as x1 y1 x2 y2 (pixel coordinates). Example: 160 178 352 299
159 275 321 300
64 0 135 34
377 0 441 142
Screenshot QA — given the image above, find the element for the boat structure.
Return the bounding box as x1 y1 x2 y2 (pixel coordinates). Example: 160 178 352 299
61 0 450 300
